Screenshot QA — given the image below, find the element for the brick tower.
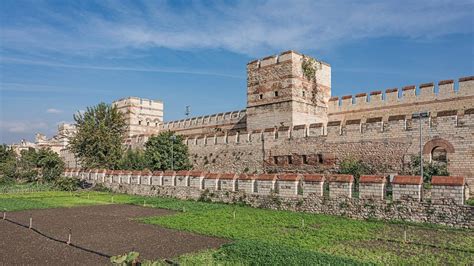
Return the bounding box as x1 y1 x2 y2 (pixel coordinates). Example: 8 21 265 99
246 50 331 131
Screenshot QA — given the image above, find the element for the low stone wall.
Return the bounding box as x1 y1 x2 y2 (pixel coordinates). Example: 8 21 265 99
96 182 473 229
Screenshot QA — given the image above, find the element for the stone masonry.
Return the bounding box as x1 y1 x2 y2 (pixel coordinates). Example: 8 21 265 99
392 175 423 201
431 176 466 205
328 174 354 198
359 175 386 200
69 169 473 228
33 50 473 195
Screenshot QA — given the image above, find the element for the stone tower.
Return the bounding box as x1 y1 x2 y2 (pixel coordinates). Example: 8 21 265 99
246 50 331 131
113 97 163 138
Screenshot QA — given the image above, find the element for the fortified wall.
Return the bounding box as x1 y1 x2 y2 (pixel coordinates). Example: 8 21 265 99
35 50 472 191
158 50 473 190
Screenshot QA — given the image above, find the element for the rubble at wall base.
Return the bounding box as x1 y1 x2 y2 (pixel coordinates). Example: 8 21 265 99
98 182 474 229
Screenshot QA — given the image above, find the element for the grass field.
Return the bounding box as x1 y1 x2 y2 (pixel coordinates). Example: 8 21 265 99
1 190 473 265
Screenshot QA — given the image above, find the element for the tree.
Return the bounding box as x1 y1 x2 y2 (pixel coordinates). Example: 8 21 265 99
69 103 126 169
144 131 191 171
36 149 65 182
0 144 17 183
408 155 449 183
119 149 147 170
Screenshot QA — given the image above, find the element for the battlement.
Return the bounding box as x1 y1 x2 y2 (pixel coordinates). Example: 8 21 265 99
247 50 331 69
182 108 474 146
161 109 246 133
328 76 474 115
113 96 163 105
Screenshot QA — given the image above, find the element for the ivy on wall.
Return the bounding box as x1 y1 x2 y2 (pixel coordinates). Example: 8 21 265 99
301 56 321 81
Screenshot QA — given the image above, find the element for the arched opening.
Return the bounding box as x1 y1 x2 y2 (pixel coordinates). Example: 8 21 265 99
431 146 447 165
422 138 454 165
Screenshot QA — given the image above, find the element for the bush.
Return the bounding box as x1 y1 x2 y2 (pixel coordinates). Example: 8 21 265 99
53 177 81 191
407 156 449 183
338 158 374 190
467 198 474 206
92 183 112 192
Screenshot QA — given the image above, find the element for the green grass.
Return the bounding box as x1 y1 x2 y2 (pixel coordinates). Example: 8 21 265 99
0 182 55 194
0 191 473 265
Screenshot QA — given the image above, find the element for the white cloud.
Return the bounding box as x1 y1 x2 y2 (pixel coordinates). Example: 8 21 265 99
0 0 472 57
1 57 244 79
46 108 62 114
0 121 49 133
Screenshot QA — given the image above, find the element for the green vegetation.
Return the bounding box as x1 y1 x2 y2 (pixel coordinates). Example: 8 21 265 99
69 102 127 169
0 182 54 194
467 198 474 206
338 157 374 179
144 131 191 171
0 146 64 184
119 149 147 170
407 155 449 183
1 191 472 265
301 56 319 81
67 103 191 171
0 144 17 184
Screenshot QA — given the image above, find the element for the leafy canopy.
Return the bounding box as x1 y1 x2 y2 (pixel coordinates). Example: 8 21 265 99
144 131 191 171
69 103 126 169
408 155 449 183
1 146 64 183
0 144 17 183
118 149 147 170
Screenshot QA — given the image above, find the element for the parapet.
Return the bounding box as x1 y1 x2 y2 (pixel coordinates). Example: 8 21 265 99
247 50 330 69
161 109 246 131
328 76 474 114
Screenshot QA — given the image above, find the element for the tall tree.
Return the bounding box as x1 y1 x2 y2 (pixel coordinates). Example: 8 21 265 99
144 131 191 171
69 103 126 169
119 149 147 170
36 149 65 182
0 144 17 183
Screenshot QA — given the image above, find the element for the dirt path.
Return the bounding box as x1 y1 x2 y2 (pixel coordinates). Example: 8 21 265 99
0 204 229 265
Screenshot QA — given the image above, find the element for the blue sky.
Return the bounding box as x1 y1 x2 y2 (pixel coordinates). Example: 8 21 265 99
1 0 473 144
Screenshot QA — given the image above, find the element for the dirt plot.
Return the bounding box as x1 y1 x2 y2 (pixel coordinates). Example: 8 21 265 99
0 204 229 264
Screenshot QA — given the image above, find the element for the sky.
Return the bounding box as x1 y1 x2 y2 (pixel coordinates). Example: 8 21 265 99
0 0 473 144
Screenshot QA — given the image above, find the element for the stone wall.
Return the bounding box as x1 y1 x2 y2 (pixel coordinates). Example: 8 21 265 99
93 181 473 229
392 176 423 201
359 175 386 200
327 175 353 198
431 176 466 205
68 169 473 228
186 109 474 191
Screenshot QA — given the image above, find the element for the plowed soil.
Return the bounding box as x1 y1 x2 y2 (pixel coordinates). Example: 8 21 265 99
0 204 229 265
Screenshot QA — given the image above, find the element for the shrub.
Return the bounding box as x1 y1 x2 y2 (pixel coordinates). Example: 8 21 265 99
338 158 374 191
92 183 112 192
407 156 449 183
53 177 81 191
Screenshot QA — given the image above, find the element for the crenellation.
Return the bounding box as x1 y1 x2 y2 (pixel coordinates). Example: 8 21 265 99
369 91 383 105
355 93 367 106
401 85 416 101
458 76 474 96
